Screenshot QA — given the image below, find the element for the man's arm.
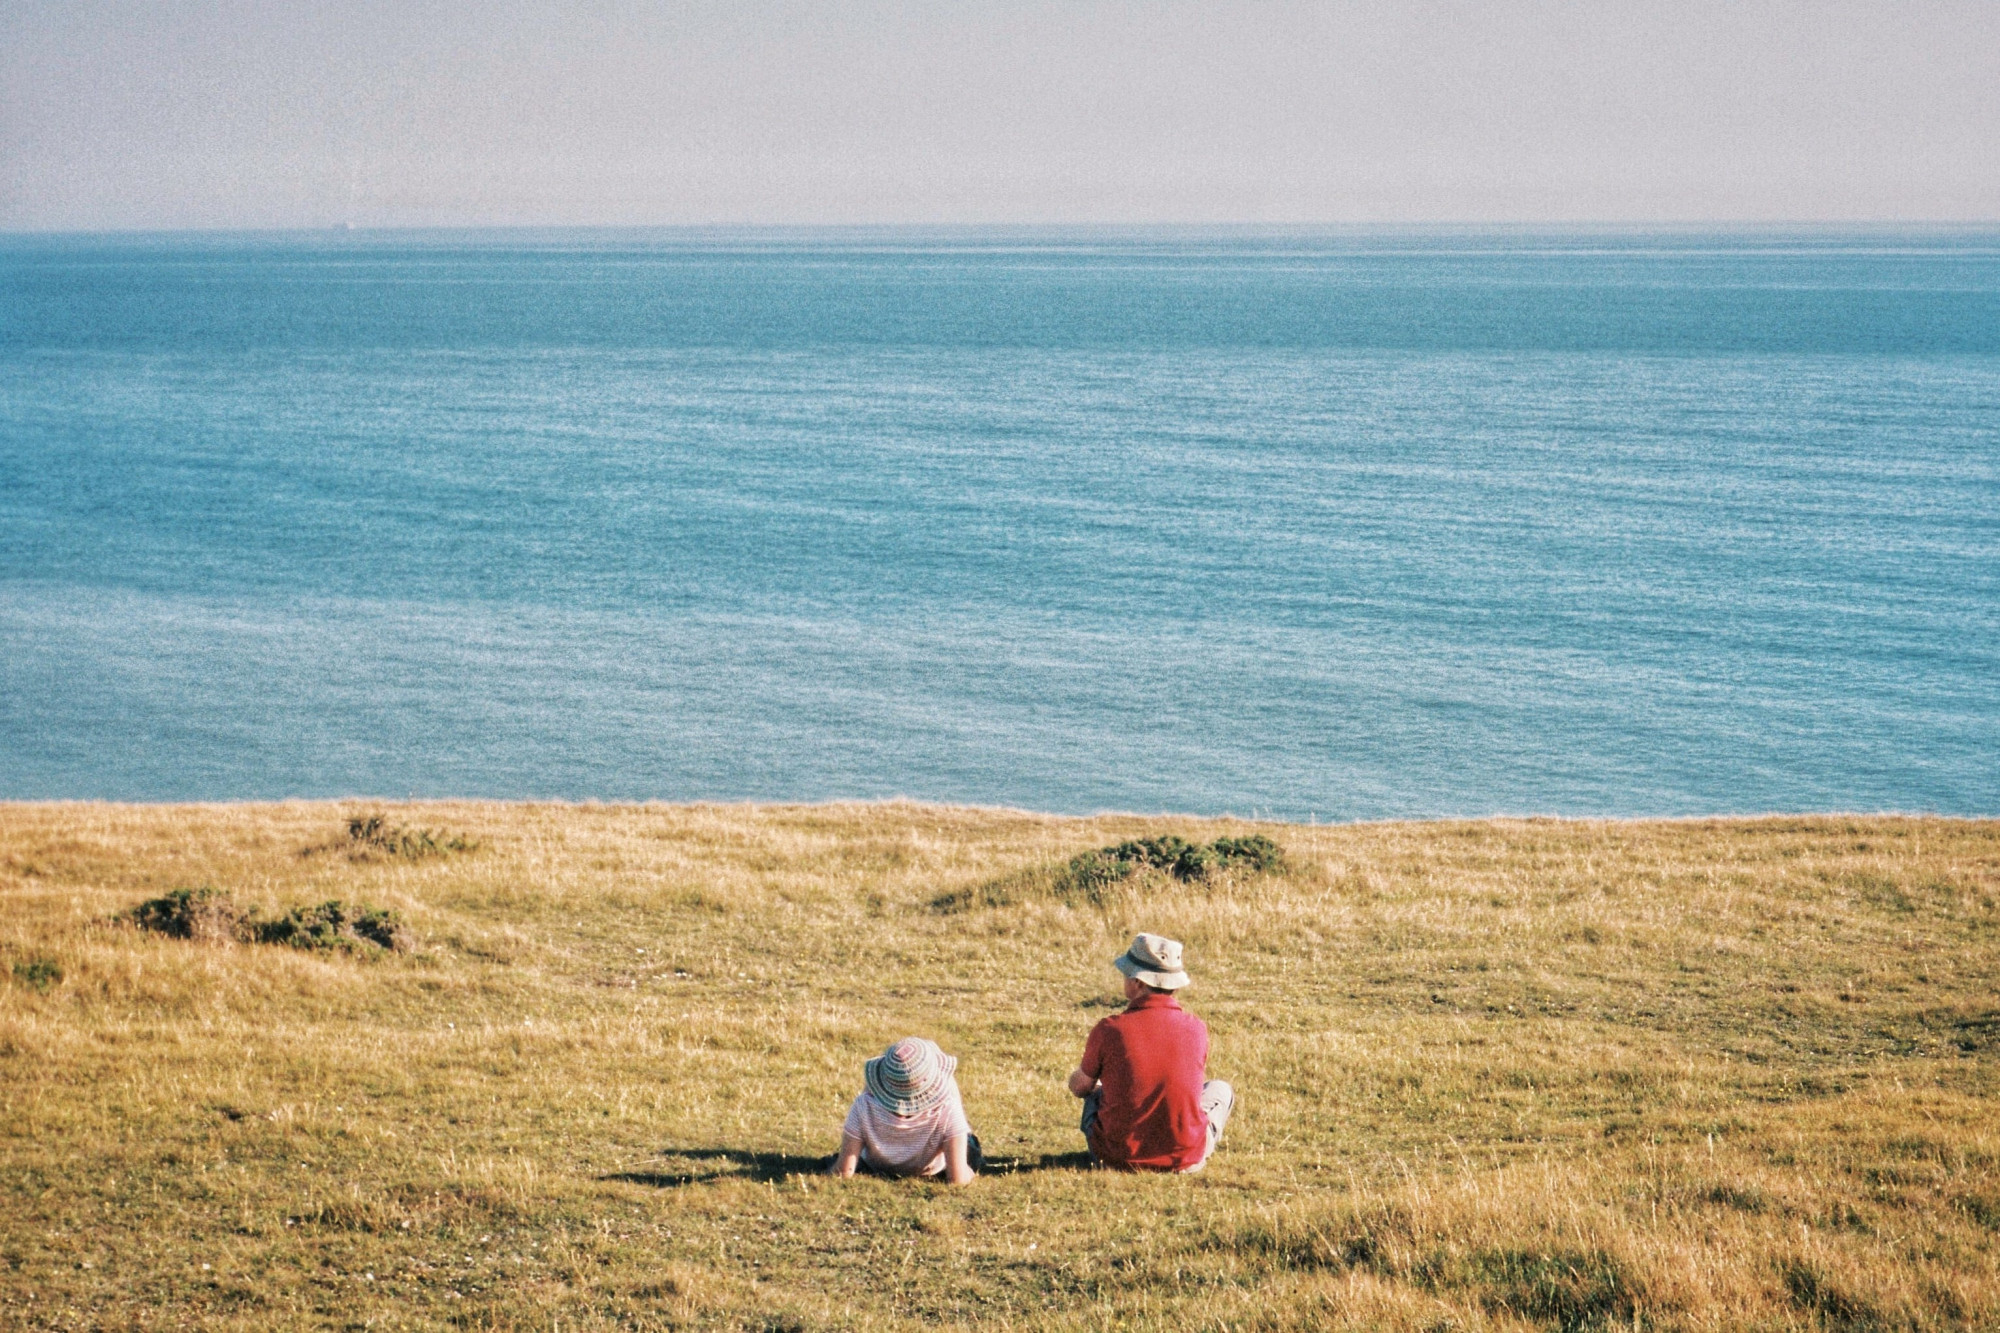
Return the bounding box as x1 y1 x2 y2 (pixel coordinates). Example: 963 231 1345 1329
827 1132 863 1178
1070 1020 1106 1097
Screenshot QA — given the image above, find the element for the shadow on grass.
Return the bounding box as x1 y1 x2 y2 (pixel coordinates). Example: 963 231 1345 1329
604 1148 1098 1188
985 1150 1096 1174
604 1149 831 1187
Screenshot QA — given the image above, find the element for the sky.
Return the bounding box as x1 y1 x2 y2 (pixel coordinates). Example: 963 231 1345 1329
2 0 1995 230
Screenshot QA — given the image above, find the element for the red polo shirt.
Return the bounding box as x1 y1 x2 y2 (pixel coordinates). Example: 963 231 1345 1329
1080 991 1210 1172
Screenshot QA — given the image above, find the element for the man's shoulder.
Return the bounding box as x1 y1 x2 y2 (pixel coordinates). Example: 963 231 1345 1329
1136 1003 1207 1049
1085 1006 1152 1051
1120 1000 1205 1034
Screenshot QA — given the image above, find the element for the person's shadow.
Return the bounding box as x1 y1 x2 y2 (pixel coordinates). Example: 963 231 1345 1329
990 1150 1094 1174
602 1147 1095 1188
601 1149 828 1188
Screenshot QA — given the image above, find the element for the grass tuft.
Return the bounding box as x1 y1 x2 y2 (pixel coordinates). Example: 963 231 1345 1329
1780 1256 1885 1332
1232 1202 1414 1274
1462 1247 1636 1332
1955 1191 2000 1231
1229 1200 1640 1329
9 955 62 991
1698 1181 1770 1213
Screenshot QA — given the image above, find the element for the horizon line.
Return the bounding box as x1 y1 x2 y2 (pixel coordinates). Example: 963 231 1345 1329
7 219 2000 244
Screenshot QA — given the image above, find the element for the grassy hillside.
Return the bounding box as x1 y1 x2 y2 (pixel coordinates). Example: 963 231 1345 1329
1 802 1996 1331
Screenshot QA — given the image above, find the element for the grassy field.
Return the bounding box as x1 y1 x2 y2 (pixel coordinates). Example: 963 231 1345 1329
2 802 1997 1332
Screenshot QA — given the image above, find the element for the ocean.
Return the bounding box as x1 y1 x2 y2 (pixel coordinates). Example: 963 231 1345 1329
2 228 1995 818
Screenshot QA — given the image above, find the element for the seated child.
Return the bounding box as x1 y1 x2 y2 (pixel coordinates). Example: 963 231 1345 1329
828 1036 980 1184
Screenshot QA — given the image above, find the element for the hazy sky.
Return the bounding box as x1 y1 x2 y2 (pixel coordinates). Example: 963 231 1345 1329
3 1 1995 229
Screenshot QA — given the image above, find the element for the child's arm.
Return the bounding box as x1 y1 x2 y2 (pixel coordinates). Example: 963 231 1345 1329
827 1132 863 1178
943 1134 974 1185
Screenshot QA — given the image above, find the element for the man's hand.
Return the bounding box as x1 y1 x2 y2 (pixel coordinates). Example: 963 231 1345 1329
1066 1067 1097 1098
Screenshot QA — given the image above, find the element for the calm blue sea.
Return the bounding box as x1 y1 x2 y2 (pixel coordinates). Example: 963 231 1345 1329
2 228 1996 817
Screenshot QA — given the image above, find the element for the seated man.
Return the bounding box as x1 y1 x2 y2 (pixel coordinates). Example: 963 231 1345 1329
1067 932 1233 1172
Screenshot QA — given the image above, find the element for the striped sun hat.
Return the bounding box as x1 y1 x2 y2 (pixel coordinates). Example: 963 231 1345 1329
863 1037 958 1117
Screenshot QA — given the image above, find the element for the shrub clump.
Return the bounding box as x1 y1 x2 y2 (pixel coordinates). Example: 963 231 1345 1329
1211 834 1286 873
129 886 246 943
250 901 412 953
129 888 411 953
1103 836 1217 883
934 832 1287 912
306 815 477 862
1105 833 1287 884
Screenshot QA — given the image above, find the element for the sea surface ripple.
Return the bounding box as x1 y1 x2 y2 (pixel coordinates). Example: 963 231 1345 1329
3 229 1996 817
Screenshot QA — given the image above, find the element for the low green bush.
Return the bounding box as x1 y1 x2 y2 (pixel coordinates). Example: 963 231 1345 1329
129 886 244 942
1212 834 1286 873
251 900 412 953
934 832 1288 912
130 888 410 953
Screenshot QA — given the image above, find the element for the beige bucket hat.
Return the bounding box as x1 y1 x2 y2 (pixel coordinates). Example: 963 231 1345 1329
1113 932 1190 990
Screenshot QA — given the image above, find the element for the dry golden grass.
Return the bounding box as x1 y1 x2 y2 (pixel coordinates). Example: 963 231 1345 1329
1 801 1996 1331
